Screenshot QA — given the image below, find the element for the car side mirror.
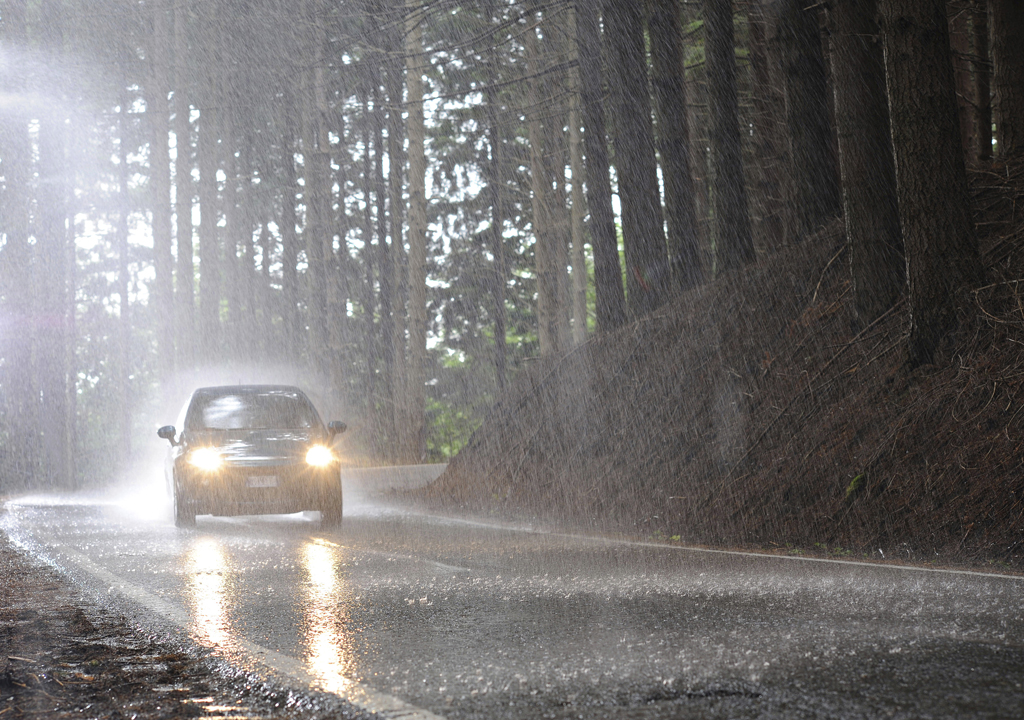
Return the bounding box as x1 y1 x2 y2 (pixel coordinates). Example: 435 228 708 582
157 425 178 446
328 421 347 438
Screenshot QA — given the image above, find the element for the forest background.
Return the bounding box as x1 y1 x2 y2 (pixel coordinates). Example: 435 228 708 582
1 0 1023 561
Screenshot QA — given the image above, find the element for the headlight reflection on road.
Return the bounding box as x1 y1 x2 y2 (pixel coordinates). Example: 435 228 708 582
301 538 353 694
185 537 234 650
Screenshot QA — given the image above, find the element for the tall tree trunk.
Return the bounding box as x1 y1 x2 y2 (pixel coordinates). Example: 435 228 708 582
549 7 573 347
240 149 260 355
706 0 755 272
258 222 273 357
385 1 409 457
650 0 702 291
373 82 396 455
0 0 40 488
117 93 133 465
63 126 78 490
196 35 221 364
568 47 588 346
173 0 195 373
149 0 174 381
406 0 428 461
302 0 333 380
328 94 352 405
37 0 71 488
972 0 993 161
362 5 397 456
826 0 905 328
224 136 252 360
223 121 242 355
360 90 381 458
575 3 626 332
607 0 669 315
280 116 301 357
989 0 1024 158
485 0 509 391
526 7 564 358
879 0 982 365
948 1 977 164
748 0 787 251
780 0 841 236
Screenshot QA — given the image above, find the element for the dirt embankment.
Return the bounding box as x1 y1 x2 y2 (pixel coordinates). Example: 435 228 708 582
426 161 1024 568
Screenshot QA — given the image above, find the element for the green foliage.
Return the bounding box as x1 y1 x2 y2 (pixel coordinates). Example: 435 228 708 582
846 473 866 499
425 396 480 462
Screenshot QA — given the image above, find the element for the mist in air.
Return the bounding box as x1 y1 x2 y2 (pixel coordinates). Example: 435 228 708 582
1 0 1020 562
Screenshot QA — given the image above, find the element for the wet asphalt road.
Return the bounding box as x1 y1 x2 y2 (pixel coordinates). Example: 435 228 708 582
3 490 1024 719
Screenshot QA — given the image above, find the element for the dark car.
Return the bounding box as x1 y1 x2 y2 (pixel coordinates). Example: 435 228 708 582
157 385 346 528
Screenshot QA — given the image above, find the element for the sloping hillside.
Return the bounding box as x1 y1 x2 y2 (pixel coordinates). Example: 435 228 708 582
424 162 1024 567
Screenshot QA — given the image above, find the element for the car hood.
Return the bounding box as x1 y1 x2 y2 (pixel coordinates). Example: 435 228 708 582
185 429 324 466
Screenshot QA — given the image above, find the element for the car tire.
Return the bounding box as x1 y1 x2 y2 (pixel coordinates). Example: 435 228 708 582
173 475 196 527
319 486 343 528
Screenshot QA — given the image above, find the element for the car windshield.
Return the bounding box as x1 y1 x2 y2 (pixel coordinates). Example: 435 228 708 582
186 390 321 431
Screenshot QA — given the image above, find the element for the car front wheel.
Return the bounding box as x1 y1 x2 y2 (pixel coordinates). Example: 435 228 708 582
173 474 196 527
319 485 343 528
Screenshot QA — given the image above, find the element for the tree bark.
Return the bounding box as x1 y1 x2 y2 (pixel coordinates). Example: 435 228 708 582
148 0 175 381
225 135 259 361
406 0 428 461
63 125 78 490
568 46 589 346
224 114 243 356
303 0 334 380
329 99 351 381
544 39 572 352
0 0 40 487
748 0 787 251
116 92 133 464
280 116 301 357
650 0 702 291
826 0 905 328
36 0 72 487
373 78 396 455
526 7 565 357
173 0 196 373
972 0 993 161
359 89 381 458
196 6 221 364
484 0 509 391
706 0 755 272
575 3 626 332
780 0 841 236
879 0 983 365
376 124 399 450
384 0 408 457
989 0 1024 158
607 0 669 314
948 1 977 163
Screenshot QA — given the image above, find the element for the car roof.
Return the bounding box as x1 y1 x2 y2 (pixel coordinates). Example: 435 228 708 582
191 385 308 395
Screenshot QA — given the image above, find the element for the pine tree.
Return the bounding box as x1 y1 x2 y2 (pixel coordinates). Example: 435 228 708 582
879 0 982 365
705 0 754 272
826 0 905 328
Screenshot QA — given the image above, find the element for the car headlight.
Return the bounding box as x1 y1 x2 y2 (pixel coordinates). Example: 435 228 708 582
305 445 334 467
188 447 224 472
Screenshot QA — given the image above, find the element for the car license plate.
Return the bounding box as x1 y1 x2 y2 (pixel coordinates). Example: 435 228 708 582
246 476 278 488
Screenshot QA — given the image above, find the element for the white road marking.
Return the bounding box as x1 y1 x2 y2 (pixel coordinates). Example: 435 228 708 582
420 513 1024 582
16 530 447 720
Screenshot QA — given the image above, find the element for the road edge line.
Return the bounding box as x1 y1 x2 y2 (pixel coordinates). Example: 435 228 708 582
15 531 448 720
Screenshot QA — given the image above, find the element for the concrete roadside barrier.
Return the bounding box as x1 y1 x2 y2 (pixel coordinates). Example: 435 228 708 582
341 464 448 498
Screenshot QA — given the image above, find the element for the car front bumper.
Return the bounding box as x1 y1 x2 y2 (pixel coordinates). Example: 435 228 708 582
176 462 340 517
